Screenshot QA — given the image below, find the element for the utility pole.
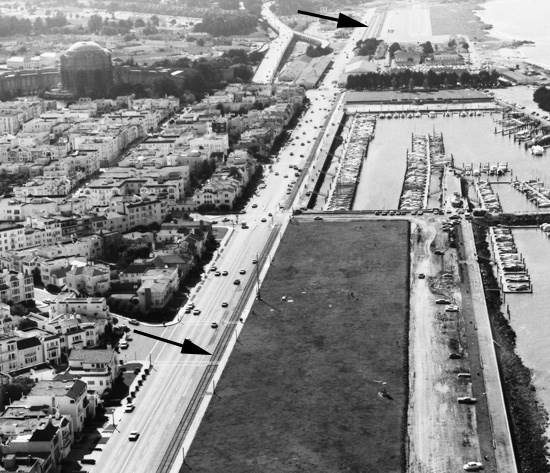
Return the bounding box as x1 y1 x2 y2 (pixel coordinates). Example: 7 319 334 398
255 253 261 300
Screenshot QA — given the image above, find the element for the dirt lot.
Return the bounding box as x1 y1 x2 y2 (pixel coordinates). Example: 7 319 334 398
407 216 492 472
181 220 410 473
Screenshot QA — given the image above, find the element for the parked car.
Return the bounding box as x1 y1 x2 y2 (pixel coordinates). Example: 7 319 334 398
119 341 129 350
463 461 483 471
125 403 135 412
435 298 451 305
449 353 462 360
193 309 201 316
457 397 478 404
445 304 459 312
129 319 140 326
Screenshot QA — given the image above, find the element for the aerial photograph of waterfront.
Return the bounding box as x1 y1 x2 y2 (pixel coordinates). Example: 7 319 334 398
1 0 550 472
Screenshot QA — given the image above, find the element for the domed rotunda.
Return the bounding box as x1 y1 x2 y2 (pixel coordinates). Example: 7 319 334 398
60 41 113 98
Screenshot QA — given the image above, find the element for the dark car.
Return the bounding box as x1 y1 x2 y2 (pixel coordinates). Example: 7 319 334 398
128 319 140 326
449 353 462 359
234 279 241 285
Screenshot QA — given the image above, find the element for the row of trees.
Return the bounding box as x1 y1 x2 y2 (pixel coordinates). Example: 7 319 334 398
347 69 500 91
0 11 67 36
194 12 259 37
533 86 550 113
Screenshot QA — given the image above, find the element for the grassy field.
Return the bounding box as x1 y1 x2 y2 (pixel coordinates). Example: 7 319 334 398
430 2 492 40
181 220 410 473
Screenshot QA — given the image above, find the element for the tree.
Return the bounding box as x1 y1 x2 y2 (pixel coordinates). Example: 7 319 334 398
422 77 429 90
135 18 145 27
422 41 434 55
88 14 102 33
388 42 401 58
149 15 160 26
196 38 205 47
448 38 457 49
32 267 42 286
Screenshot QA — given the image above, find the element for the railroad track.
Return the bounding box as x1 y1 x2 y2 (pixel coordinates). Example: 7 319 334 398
155 226 281 472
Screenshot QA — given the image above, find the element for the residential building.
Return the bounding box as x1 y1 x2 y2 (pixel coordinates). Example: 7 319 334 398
66 263 110 296
137 267 179 311
67 348 118 396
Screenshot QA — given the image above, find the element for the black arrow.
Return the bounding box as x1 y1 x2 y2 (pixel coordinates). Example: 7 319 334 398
297 10 367 28
134 329 211 355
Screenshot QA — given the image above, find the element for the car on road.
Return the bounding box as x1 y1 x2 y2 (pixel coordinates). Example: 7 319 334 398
119 340 129 350
43 299 51 304
129 319 140 326
457 397 478 404
252 259 258 264
314 216 323 221
418 273 425 279
435 298 451 305
268 213 272 217
284 175 288 178
215 271 221 277
210 266 217 272
445 304 459 312
222 218 231 222
125 403 135 412
222 271 228 276
251 203 258 208
463 461 483 471
275 172 279 176
221 302 228 308
241 224 249 229
434 249 444 255
449 353 462 359
128 431 140 441
239 269 246 275
234 279 241 285
193 309 201 316
261 218 267 222
211 322 219 329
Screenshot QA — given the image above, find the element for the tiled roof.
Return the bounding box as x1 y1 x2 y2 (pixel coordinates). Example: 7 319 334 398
66 379 87 400
29 422 58 442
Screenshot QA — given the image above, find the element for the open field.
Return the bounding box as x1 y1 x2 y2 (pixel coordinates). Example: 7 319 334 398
181 220 410 473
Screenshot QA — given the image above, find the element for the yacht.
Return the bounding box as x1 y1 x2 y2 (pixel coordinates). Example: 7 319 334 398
530 145 544 155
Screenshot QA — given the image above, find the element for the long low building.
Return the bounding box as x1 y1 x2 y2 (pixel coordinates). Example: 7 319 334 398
345 89 493 105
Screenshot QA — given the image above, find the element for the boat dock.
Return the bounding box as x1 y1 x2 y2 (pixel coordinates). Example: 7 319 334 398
326 113 375 210
476 181 502 213
399 133 429 211
489 226 532 293
510 179 550 209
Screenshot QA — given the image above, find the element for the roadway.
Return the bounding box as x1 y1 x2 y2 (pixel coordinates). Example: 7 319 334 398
253 1 332 84
90 16 371 473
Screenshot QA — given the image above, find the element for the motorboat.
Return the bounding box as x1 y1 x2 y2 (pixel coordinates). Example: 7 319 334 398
530 145 544 155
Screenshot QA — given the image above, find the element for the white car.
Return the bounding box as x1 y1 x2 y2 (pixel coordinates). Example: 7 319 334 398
463 461 483 471
128 431 140 441
445 305 459 312
125 403 135 412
